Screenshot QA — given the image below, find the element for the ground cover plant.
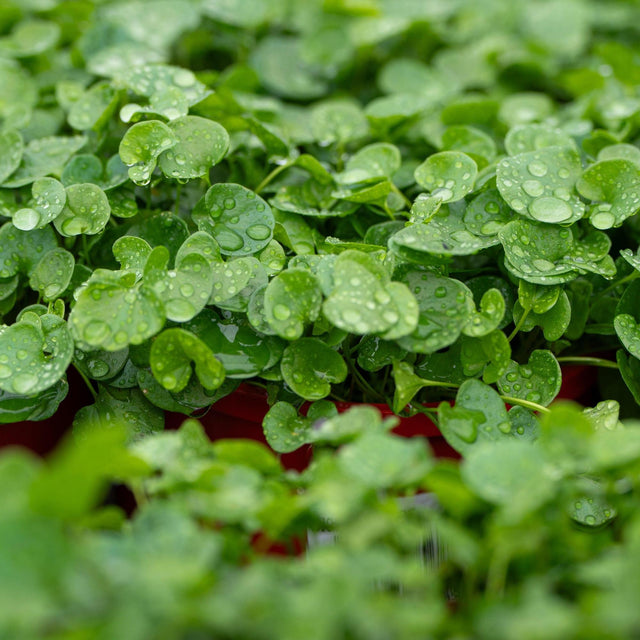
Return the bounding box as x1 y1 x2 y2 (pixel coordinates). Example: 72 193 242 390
2 403 640 639
1 0 640 450
4 0 640 634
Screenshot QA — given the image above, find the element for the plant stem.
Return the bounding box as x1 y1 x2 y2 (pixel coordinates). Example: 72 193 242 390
391 183 413 210
175 182 182 215
255 162 291 194
345 355 386 403
593 271 639 301
498 394 551 414
507 308 530 342
556 356 619 369
72 363 98 402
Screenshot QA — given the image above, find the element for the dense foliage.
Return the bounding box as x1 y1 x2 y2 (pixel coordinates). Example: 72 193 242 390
2 0 640 443
3 403 640 639
4 0 640 636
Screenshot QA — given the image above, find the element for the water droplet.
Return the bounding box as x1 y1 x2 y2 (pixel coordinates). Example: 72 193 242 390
180 283 194 297
83 320 110 344
273 304 291 320
0 364 11 379
162 374 178 388
88 359 110 377
522 179 544 197
246 224 271 241
224 197 236 210
215 229 244 251
529 196 572 223
433 187 453 201
12 373 38 394
528 161 548 177
591 210 616 229
434 286 447 298
13 208 40 231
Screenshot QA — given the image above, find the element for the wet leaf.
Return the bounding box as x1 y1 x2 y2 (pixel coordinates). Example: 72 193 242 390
280 338 347 400
150 328 225 393
53 183 111 236
497 350 562 407
414 151 477 203
193 183 274 256
0 313 73 395
28 248 74 302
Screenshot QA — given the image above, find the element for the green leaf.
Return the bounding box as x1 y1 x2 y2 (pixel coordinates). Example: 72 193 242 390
0 313 73 395
504 123 577 156
397 271 475 354
462 440 555 515
28 248 74 302
68 82 119 131
438 379 511 455
463 289 505 337
0 377 68 424
414 151 477 203
513 291 572 341
263 400 337 453
150 328 225 393
12 177 66 231
497 146 584 224
3 135 87 188
186 309 278 378
158 116 229 180
0 222 58 279
462 188 512 237
264 268 322 340
441 125 497 168
392 360 439 414
69 270 165 351
497 350 562 407
250 36 328 100
280 338 347 400
324 253 417 339
75 347 129 382
518 281 561 314
0 19 59 58
460 331 511 384
53 183 111 236
311 404 392 444
577 158 640 229
0 129 23 184
117 64 209 106
310 99 369 145
357 336 407 372
144 245 214 323
119 120 177 186
112 236 153 277
193 183 274 256
343 143 401 181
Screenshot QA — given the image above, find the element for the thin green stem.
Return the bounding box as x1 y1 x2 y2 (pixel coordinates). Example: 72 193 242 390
593 271 639 301
556 356 619 369
391 183 413 210
508 308 530 342
255 162 292 194
499 394 551 414
345 355 386 403
72 363 98 402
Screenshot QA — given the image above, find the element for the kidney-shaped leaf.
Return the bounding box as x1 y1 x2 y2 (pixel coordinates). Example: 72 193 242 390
438 379 512 455
280 338 347 400
0 313 73 395
53 183 111 236
414 151 477 202
28 248 74 302
577 158 640 229
13 177 66 231
0 129 23 184
192 183 274 256
497 145 584 224
0 222 58 279
158 116 229 180
263 268 322 340
119 120 177 186
150 328 225 393
497 350 562 407
69 270 165 351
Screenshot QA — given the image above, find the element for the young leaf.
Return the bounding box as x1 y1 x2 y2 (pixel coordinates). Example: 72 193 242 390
119 120 177 186
280 338 347 400
150 328 225 393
